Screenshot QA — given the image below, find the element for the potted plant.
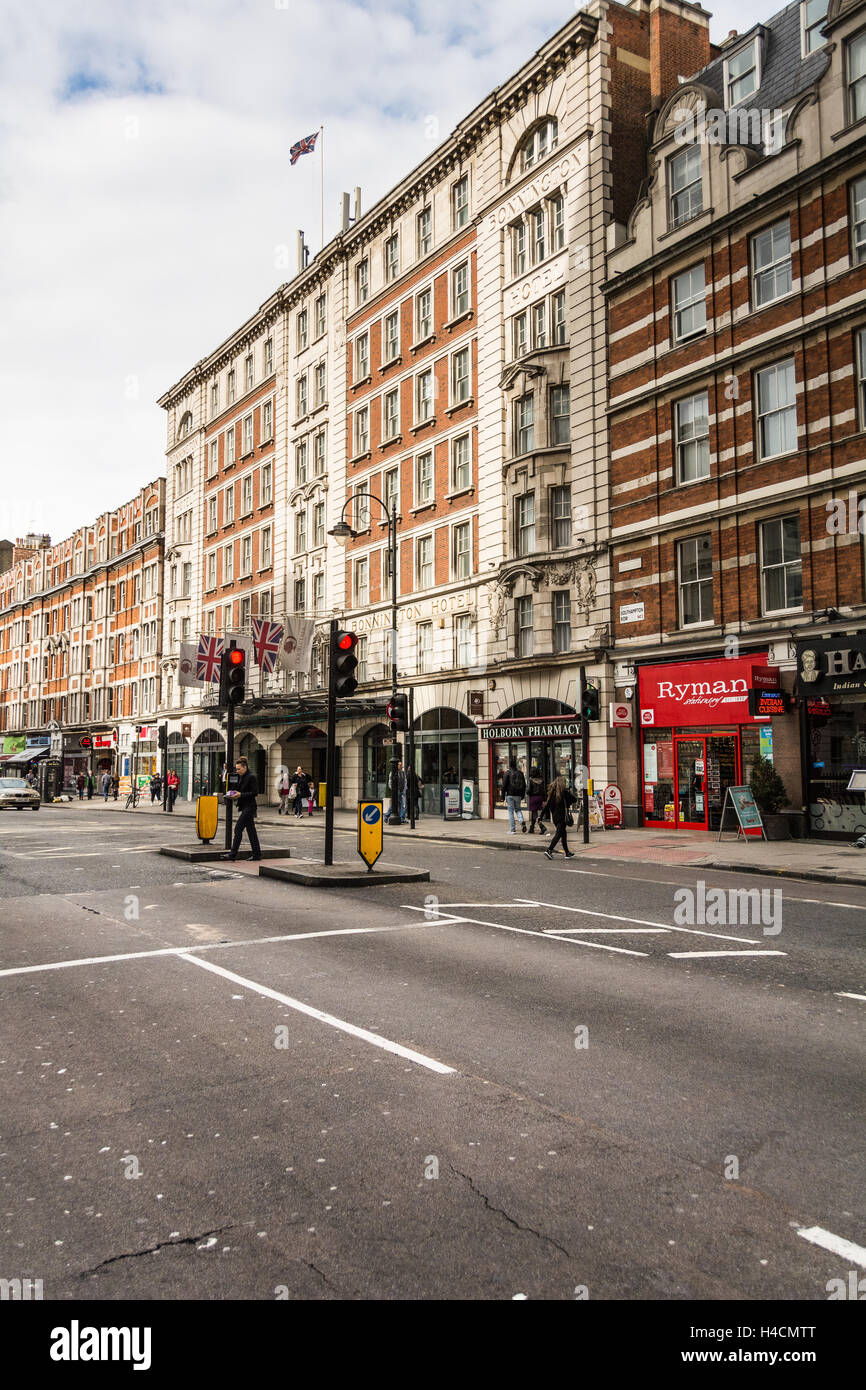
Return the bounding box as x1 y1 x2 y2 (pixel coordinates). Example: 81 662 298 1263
749 757 790 840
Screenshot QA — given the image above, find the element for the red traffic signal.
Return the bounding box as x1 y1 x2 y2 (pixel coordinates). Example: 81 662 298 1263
219 644 247 706
386 693 409 732
333 629 359 697
228 648 244 666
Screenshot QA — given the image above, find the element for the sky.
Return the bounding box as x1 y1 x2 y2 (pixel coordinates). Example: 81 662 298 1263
0 0 763 544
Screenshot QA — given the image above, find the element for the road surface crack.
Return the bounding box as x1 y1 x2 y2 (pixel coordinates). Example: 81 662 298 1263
78 1224 236 1277
448 1163 572 1259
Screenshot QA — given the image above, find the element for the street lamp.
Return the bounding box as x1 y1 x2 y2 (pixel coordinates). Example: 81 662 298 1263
329 492 402 826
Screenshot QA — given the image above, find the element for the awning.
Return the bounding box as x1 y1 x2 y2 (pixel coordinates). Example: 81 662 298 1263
4 747 48 765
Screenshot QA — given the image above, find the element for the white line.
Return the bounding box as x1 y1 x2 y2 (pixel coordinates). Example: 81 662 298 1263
180 953 455 1075
545 927 669 935
835 991 866 1002
562 870 866 910
797 1226 866 1269
667 950 787 959
513 898 761 944
401 907 648 956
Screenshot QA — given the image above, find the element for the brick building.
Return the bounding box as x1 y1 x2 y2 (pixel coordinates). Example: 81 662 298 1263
605 0 866 835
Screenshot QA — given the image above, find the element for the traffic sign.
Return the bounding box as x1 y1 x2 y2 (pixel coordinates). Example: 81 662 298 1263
357 800 383 872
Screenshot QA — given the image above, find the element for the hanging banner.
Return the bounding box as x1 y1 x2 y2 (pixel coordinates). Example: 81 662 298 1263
278 615 315 673
178 642 204 688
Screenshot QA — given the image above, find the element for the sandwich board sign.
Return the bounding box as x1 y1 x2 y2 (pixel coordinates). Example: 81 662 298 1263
717 786 766 841
357 800 383 871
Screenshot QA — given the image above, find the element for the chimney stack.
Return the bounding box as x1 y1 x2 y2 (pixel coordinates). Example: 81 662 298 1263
649 0 711 108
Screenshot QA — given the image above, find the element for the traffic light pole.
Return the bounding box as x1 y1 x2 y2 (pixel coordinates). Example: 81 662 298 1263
324 619 337 866
224 696 235 852
580 664 590 846
387 507 400 828
408 685 415 830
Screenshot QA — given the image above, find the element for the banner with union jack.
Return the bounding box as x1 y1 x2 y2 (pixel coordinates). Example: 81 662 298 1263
196 633 224 684
290 131 318 165
251 617 283 674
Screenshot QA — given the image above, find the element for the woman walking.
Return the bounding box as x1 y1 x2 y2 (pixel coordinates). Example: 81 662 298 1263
527 764 548 835
290 766 310 818
541 776 577 860
277 769 290 814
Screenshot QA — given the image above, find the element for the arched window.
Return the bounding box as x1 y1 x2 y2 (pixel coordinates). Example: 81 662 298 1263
177 410 193 440
521 118 558 173
500 698 576 719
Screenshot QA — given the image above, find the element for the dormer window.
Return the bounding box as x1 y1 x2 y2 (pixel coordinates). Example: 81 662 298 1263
801 0 829 55
725 39 759 108
521 119 558 172
668 146 702 229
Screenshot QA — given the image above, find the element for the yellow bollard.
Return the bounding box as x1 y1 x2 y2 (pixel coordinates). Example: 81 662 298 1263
196 795 219 844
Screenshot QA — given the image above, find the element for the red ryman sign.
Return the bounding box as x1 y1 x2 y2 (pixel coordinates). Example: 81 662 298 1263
638 654 770 728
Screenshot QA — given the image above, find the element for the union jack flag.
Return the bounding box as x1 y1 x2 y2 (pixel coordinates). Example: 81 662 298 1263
251 617 284 674
290 131 318 165
196 633 224 684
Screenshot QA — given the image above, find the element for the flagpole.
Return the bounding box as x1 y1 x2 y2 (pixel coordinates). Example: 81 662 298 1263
319 124 324 249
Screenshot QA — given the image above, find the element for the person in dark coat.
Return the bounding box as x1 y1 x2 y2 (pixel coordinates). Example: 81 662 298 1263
541 776 577 859
526 764 548 835
406 766 423 820
502 758 527 834
111 774 120 800
225 756 261 860
76 773 85 800
290 766 311 818
86 773 94 799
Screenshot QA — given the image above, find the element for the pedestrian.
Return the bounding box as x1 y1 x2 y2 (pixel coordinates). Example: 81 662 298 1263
407 766 423 820
502 758 527 834
76 773 85 801
151 773 162 804
86 773 94 800
223 756 261 861
111 773 120 800
101 770 111 801
166 769 179 812
290 766 310 818
541 776 577 860
277 769 290 814
527 764 548 835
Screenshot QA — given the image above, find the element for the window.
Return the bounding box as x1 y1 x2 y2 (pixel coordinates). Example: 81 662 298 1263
678 534 713 626
209 440 219 476
416 370 433 422
314 430 326 474
297 375 308 417
453 521 471 580
264 337 273 375
224 544 234 583
224 485 235 524
355 333 369 381
384 388 399 439
516 394 534 454
226 427 236 466
242 414 252 453
516 492 536 556
241 535 252 577
763 109 786 155
416 535 433 588
550 193 565 252
415 451 433 505
245 354 254 390
761 516 802 612
726 40 759 107
858 327 866 426
516 595 533 656
239 595 251 629
521 119 558 172
752 219 792 307
354 482 370 529
295 509 307 553
261 462 273 505
553 591 571 653
672 264 706 343
315 294 326 337
416 288 433 340
208 496 218 533
550 385 569 444
513 312 527 358
262 400 273 440
552 290 566 345
451 347 470 404
355 557 369 607
756 359 797 459
259 589 272 619
452 262 470 317
385 233 399 282
241 475 253 515
355 405 369 455
297 310 308 350
551 485 571 548
454 613 474 666
206 553 217 589
385 466 399 515
315 362 326 405
848 31 866 122
227 369 236 404
452 434 471 491
384 310 399 361
513 221 527 276
532 301 546 348
314 502 325 547
675 391 710 483
294 577 306 613
261 527 272 568
417 206 432 257
531 207 545 264
357 635 368 683
668 145 702 228
453 174 469 229
210 381 219 417
852 176 866 264
356 259 369 304
313 572 324 614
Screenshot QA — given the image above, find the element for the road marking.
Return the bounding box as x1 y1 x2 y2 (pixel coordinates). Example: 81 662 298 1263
835 991 866 1002
561 869 866 910
401 907 648 956
797 1226 866 1269
513 898 761 944
545 927 669 935
667 950 787 959
180 953 455 1075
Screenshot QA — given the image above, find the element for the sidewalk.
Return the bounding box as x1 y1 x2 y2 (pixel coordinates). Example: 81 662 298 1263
50 794 866 887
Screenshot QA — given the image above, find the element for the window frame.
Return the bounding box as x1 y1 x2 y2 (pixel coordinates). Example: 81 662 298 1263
516 491 536 557
354 404 370 456
724 38 760 109
671 263 707 344
668 145 703 229
384 309 400 362
451 346 471 405
516 594 534 657
515 393 534 455
383 387 400 440
415 450 434 506
847 28 866 124
451 434 471 492
355 258 369 305
550 484 571 549
415 534 434 590
755 358 797 461
384 232 399 283
552 590 572 654
851 175 866 265
415 369 434 424
674 390 711 485
760 514 803 614
750 218 793 309
417 206 432 258
677 533 714 628
452 519 471 580
452 174 469 229
451 261 470 318
549 384 570 445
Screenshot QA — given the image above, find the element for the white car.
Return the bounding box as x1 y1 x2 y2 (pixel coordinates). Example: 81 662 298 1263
0 777 41 810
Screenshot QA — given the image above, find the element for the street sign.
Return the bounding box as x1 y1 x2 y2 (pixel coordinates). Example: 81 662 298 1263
460 778 475 819
718 786 766 841
602 784 623 828
357 800 383 872
442 786 461 819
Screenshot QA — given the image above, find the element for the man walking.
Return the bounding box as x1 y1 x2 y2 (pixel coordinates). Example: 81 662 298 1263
224 756 261 861
406 765 423 821
76 773 85 801
101 770 111 801
503 758 527 834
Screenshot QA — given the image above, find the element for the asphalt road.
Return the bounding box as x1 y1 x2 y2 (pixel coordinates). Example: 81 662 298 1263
1 803 864 1301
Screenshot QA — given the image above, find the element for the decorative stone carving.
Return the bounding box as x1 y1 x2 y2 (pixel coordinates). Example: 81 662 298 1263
574 557 597 615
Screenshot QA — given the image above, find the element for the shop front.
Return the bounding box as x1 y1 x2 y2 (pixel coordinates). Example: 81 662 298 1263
796 634 866 838
638 653 793 832
479 700 581 817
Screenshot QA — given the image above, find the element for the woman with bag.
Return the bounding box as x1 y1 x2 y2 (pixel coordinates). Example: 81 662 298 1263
541 776 577 860
277 770 290 814
290 766 310 818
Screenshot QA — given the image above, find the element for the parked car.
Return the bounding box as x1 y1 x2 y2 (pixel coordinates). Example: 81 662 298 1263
0 776 40 810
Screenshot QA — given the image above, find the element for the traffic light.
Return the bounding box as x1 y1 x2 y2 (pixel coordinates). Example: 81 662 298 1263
386 693 409 732
582 681 600 721
332 630 359 697
158 724 167 752
219 646 247 706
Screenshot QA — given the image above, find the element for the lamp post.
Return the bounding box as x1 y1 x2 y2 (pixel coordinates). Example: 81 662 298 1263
330 491 401 826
